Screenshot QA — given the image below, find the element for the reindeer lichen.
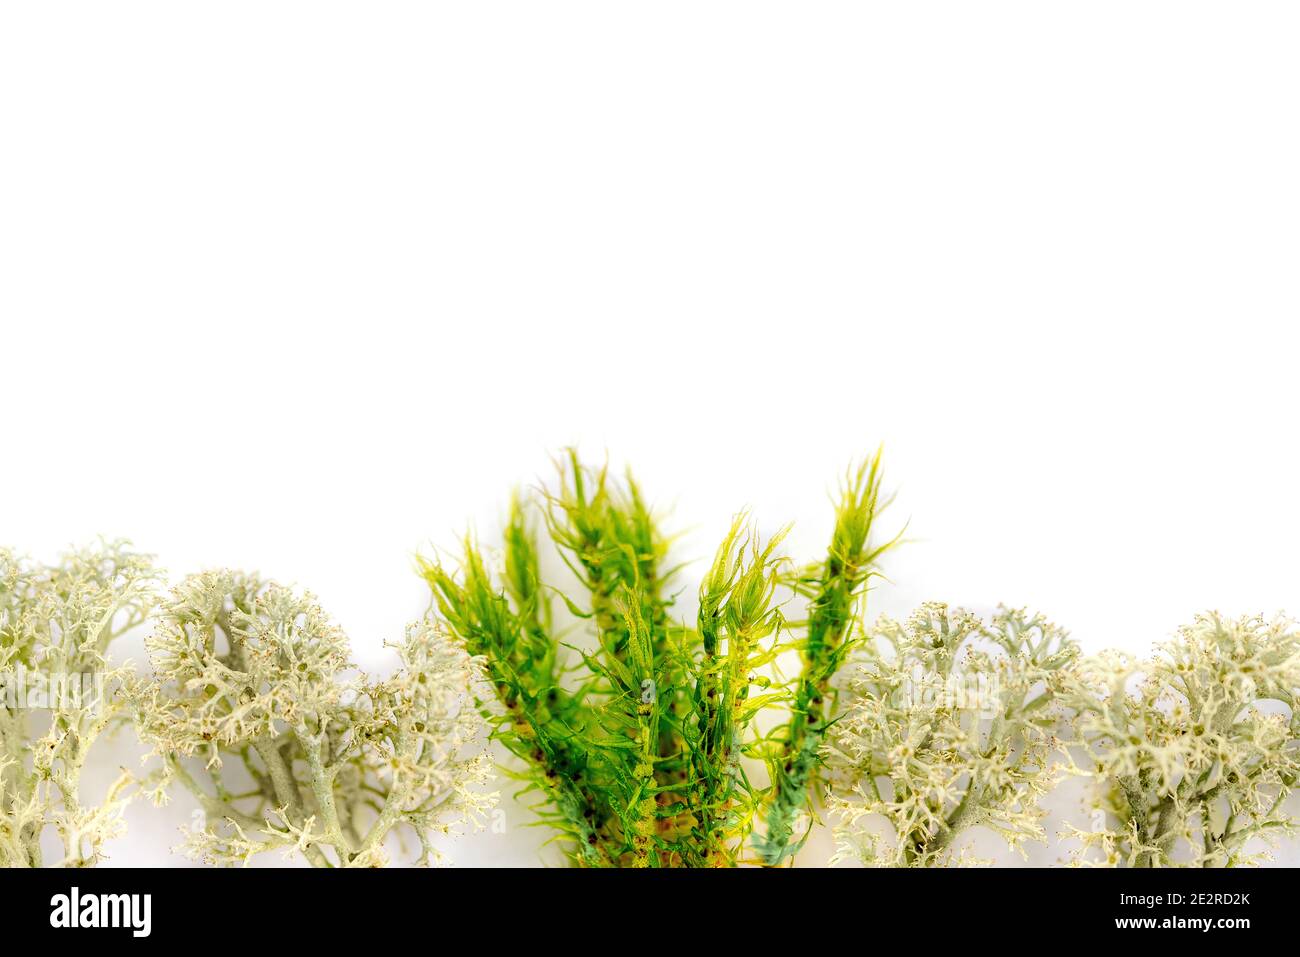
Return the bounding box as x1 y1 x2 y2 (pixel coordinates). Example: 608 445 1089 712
1062 612 1300 867
823 603 1077 866
131 571 495 866
0 541 157 867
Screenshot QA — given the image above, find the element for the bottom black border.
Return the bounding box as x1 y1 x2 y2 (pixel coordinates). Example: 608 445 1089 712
3 866 1282 943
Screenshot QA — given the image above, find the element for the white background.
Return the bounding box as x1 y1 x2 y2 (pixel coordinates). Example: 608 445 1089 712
2 2 1297 866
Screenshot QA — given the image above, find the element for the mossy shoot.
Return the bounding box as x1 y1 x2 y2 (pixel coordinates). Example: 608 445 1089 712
420 449 899 866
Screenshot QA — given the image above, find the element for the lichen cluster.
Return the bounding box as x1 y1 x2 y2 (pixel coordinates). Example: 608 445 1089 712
823 604 1076 866
131 571 496 866
0 541 157 866
1060 613 1300 867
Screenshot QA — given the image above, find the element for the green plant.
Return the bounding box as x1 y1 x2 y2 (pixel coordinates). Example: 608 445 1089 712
1062 612 1300 867
823 603 1077 866
0 541 158 866
685 517 790 864
755 451 899 864
421 450 895 866
131 571 495 866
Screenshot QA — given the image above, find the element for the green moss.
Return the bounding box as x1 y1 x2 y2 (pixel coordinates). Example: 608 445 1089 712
421 449 896 866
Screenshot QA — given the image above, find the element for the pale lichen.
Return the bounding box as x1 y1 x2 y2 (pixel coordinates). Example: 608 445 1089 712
0 541 158 866
131 571 495 867
1061 612 1300 867
824 603 1077 866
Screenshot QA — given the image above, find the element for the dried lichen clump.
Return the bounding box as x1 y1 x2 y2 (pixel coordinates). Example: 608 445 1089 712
423 451 894 867
132 571 495 867
0 541 158 867
1062 613 1300 867
824 603 1077 866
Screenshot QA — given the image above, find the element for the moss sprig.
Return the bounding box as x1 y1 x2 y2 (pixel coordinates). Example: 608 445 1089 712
683 516 790 864
423 453 804 866
755 450 900 865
